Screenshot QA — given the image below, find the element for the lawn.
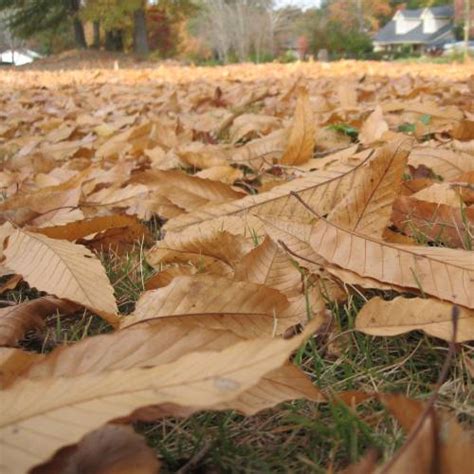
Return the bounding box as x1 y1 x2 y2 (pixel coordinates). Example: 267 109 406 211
0 60 473 473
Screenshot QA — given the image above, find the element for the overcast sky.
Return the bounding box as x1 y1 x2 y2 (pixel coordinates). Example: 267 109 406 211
275 0 322 9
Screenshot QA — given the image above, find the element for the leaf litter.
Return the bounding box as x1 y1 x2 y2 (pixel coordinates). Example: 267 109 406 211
0 62 473 472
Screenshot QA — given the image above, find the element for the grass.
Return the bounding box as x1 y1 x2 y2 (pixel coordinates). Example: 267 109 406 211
2 240 473 472
135 315 472 473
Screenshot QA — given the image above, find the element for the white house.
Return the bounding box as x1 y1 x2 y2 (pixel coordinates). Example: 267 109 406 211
0 48 41 66
374 6 455 53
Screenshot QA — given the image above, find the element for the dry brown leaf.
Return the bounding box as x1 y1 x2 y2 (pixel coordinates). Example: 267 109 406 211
229 114 281 144
281 88 316 165
0 323 315 473
409 147 473 180
356 296 474 342
121 275 300 337
451 170 474 205
391 196 474 248
175 142 229 168
32 424 160 474
0 348 43 388
234 236 302 297
309 217 474 308
411 182 462 206
230 129 287 167
358 106 389 145
164 153 370 232
379 394 474 474
0 169 91 226
32 215 150 243
21 319 241 381
196 165 243 185
337 82 358 109
0 274 22 294
400 177 435 196
14 318 322 418
144 267 197 290
147 228 252 276
3 230 119 325
130 169 245 212
0 297 79 347
328 139 410 237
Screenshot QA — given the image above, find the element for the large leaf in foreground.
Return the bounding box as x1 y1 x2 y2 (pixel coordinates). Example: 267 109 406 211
3 230 118 325
309 219 474 308
0 327 313 473
164 154 370 232
15 320 322 418
356 296 474 342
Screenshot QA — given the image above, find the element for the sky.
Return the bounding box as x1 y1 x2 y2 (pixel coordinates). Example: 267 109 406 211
275 0 322 9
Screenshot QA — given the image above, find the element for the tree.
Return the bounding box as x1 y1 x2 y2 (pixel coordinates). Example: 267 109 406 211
0 0 87 49
133 1 150 56
196 0 279 63
82 0 197 55
327 0 393 32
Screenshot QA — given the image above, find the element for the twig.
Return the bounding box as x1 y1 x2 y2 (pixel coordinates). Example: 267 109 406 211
278 239 320 266
290 191 323 219
176 440 212 474
380 306 459 474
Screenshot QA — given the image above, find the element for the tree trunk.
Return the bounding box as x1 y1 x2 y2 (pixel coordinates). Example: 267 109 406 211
70 0 87 49
93 21 101 49
73 18 87 49
105 30 124 52
133 8 149 57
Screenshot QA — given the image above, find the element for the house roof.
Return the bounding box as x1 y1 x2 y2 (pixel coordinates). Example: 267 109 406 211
398 6 454 19
0 48 41 58
374 21 454 45
427 6 454 18
399 8 424 19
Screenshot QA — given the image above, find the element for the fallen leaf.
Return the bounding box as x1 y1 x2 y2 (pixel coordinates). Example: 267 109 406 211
391 196 474 248
409 147 473 180
0 324 314 472
358 106 389 145
32 424 160 474
32 215 150 242
147 228 252 276
328 138 410 237
3 230 119 325
281 88 316 165
309 217 474 308
0 297 79 347
164 153 370 232
234 236 302 297
356 296 474 342
121 275 300 337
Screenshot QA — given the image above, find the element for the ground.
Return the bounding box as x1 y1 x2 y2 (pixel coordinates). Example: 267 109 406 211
0 59 473 473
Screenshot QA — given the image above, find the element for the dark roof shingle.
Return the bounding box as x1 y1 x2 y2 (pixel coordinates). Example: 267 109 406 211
374 20 454 45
